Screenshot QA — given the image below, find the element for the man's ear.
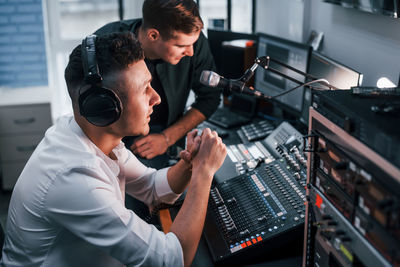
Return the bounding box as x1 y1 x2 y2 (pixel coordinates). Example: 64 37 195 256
147 28 160 42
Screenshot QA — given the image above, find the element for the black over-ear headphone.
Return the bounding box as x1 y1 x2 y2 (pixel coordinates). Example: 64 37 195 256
79 34 122 127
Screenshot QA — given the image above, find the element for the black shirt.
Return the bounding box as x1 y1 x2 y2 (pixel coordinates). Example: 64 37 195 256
145 58 168 127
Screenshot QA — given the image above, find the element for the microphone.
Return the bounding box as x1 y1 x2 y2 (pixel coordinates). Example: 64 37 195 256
200 70 265 98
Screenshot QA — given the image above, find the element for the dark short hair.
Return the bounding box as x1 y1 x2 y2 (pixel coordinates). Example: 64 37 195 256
142 0 203 40
64 32 144 106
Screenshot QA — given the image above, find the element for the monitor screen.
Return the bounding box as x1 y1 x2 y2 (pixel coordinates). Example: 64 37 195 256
300 52 363 125
207 29 256 78
255 33 311 115
308 52 362 90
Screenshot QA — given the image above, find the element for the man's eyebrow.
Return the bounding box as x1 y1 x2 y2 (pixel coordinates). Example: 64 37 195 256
143 77 152 86
176 42 193 47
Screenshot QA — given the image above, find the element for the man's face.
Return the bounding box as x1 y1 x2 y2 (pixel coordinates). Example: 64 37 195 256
153 30 200 65
110 60 160 136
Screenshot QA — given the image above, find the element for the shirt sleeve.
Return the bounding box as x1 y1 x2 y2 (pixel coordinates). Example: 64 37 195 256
44 166 184 267
190 32 222 118
120 149 181 206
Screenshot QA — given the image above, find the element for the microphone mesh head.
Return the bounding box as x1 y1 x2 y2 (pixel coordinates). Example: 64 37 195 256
200 70 220 87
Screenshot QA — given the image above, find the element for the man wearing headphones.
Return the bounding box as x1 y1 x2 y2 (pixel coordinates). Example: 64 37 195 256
0 32 226 267
95 0 220 167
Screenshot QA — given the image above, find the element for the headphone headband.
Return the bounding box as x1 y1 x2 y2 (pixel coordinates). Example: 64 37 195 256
82 35 102 85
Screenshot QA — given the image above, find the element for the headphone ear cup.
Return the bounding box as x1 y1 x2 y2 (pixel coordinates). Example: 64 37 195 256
79 85 122 127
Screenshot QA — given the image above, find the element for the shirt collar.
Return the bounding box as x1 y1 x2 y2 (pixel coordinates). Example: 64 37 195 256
69 116 124 173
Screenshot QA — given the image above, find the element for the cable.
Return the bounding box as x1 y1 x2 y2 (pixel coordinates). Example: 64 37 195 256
263 79 331 99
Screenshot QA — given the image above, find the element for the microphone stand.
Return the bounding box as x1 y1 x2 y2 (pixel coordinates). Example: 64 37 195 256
245 56 339 91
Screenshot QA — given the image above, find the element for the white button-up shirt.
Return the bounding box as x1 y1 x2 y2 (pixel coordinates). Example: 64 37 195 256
0 116 184 267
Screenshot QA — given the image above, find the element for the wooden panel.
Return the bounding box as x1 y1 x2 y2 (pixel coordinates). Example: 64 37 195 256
159 209 173 234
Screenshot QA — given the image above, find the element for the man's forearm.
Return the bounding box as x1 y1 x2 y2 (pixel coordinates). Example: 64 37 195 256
167 159 192 194
162 108 206 146
169 168 213 267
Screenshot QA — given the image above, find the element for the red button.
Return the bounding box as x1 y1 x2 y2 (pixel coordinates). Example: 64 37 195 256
257 236 262 242
246 241 252 246
316 193 323 209
241 243 247 248
252 238 257 244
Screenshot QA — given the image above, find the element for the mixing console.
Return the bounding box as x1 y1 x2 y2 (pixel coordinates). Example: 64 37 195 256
214 121 305 183
204 142 308 265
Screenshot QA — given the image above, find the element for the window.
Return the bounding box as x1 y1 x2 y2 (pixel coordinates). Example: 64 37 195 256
231 0 253 33
59 0 119 40
199 0 254 33
199 0 228 31
44 0 120 119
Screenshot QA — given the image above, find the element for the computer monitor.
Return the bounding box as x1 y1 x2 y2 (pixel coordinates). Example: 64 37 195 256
300 52 363 125
207 29 256 78
255 32 311 116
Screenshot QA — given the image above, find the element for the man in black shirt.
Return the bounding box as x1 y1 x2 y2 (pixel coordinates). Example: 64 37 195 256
95 0 220 168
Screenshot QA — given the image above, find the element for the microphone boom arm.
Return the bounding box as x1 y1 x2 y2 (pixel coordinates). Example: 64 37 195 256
245 56 338 90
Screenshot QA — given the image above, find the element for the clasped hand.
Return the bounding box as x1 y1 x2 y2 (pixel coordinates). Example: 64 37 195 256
131 129 227 172
131 133 169 159
181 129 227 173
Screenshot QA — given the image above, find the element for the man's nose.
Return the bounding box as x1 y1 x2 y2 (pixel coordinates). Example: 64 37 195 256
184 45 194 57
150 87 161 106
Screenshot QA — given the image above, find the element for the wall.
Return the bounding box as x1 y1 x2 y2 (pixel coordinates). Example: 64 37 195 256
0 0 48 88
255 0 307 43
307 0 400 86
122 0 143 19
255 0 400 86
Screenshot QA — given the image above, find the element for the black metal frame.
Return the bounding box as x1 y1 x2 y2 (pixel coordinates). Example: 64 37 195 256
118 0 123 20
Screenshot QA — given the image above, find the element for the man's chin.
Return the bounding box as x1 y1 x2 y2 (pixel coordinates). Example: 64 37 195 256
129 125 149 137
142 125 150 136
168 58 182 65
